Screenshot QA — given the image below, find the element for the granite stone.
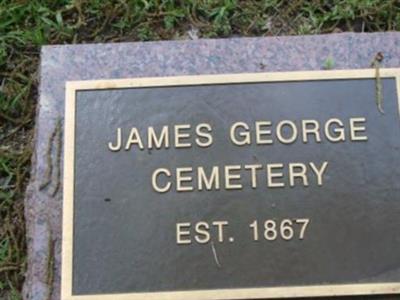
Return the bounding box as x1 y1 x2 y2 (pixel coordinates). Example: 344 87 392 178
24 32 400 300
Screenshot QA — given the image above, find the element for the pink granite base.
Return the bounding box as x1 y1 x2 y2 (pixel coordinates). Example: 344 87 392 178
24 32 400 300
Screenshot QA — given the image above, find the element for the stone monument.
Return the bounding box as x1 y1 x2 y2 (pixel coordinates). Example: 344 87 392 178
24 33 400 300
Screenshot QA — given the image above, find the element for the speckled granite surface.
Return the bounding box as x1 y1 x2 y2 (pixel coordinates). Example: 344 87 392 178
24 32 400 300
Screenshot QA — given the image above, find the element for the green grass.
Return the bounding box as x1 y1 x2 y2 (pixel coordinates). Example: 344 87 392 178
1 0 400 299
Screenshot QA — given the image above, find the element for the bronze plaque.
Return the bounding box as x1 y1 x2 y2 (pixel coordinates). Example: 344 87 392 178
62 70 400 300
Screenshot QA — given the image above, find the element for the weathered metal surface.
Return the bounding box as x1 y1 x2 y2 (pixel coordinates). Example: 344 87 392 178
69 77 400 296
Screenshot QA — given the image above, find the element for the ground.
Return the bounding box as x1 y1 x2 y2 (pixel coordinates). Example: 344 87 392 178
0 0 399 299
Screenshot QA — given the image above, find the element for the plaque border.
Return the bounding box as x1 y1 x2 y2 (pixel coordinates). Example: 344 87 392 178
62 68 400 300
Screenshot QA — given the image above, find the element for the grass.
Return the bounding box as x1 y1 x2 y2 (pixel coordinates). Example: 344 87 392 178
0 0 400 299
